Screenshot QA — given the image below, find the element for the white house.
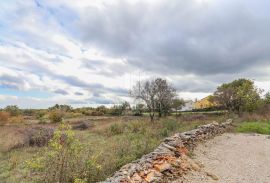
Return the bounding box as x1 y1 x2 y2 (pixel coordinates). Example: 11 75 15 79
181 100 195 111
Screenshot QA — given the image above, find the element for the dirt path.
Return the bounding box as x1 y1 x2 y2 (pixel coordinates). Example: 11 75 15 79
172 133 270 183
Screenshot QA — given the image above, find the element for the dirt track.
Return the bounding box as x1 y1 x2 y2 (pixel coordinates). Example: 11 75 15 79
172 133 270 183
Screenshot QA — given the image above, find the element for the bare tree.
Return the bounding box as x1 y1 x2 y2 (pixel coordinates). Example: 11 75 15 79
131 79 158 121
155 78 177 117
131 78 177 121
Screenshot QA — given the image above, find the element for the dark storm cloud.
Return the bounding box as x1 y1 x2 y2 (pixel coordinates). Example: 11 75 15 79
78 0 270 77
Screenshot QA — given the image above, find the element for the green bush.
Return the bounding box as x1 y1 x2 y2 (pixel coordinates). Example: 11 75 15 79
49 110 63 123
108 123 125 136
25 124 98 183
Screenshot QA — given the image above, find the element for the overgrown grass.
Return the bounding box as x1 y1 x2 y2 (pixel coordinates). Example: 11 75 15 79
0 115 226 183
236 121 270 135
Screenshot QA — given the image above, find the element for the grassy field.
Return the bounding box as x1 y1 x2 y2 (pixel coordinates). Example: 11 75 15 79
0 114 228 183
236 121 270 135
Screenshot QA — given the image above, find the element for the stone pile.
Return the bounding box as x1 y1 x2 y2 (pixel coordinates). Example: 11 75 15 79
101 119 232 183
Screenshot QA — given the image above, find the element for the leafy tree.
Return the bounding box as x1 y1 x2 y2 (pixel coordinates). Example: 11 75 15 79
264 92 270 104
213 78 261 113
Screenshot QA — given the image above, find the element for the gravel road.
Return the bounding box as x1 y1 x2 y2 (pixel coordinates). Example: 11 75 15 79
172 133 270 183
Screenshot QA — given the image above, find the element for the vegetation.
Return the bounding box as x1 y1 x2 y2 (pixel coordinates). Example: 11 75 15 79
49 110 64 123
236 121 270 135
131 78 177 121
213 79 261 113
2 77 270 182
4 105 21 116
0 114 225 183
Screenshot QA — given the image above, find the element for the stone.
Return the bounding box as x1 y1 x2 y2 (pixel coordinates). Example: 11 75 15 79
154 162 172 172
144 170 162 183
206 171 219 180
100 120 232 183
131 173 143 183
190 162 200 171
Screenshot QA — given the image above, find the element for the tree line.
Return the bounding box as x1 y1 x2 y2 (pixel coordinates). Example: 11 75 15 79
131 77 270 121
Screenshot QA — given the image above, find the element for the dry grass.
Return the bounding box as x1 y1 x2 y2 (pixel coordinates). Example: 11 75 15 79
0 114 226 183
0 111 11 124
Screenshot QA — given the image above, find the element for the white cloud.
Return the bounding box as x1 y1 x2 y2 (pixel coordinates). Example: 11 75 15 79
1 0 270 108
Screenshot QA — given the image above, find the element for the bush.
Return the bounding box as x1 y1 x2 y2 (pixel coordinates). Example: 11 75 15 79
91 111 104 116
9 116 24 123
4 105 21 116
0 111 10 123
49 110 63 123
25 124 88 183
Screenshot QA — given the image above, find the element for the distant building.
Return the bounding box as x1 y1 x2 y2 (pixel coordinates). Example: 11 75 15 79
181 100 195 111
194 96 217 109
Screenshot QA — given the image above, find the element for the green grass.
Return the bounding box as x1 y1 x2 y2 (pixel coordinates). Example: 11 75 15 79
236 121 270 135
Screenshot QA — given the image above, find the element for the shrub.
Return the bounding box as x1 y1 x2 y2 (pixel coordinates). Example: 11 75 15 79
36 110 47 119
0 111 10 123
49 110 63 123
25 124 103 182
108 123 125 136
91 111 104 116
8 116 24 123
4 105 21 116
25 124 86 183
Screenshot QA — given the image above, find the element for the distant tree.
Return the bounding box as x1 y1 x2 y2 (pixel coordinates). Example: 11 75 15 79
120 101 130 115
264 92 270 104
131 78 177 121
131 79 158 121
132 103 145 116
109 101 130 116
96 105 107 114
213 79 261 113
171 98 185 116
4 105 21 116
49 104 72 112
155 78 177 117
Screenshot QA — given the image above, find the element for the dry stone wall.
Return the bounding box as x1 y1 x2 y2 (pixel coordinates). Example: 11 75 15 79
101 119 232 183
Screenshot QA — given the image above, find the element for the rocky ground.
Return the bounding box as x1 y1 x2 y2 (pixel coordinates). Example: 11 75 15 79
172 133 270 183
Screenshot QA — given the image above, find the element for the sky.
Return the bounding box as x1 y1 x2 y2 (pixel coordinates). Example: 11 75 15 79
1 0 270 108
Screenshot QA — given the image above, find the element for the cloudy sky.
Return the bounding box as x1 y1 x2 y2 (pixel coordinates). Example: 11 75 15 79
1 0 270 108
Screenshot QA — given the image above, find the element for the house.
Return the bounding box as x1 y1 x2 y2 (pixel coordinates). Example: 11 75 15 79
181 100 195 111
194 96 217 109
